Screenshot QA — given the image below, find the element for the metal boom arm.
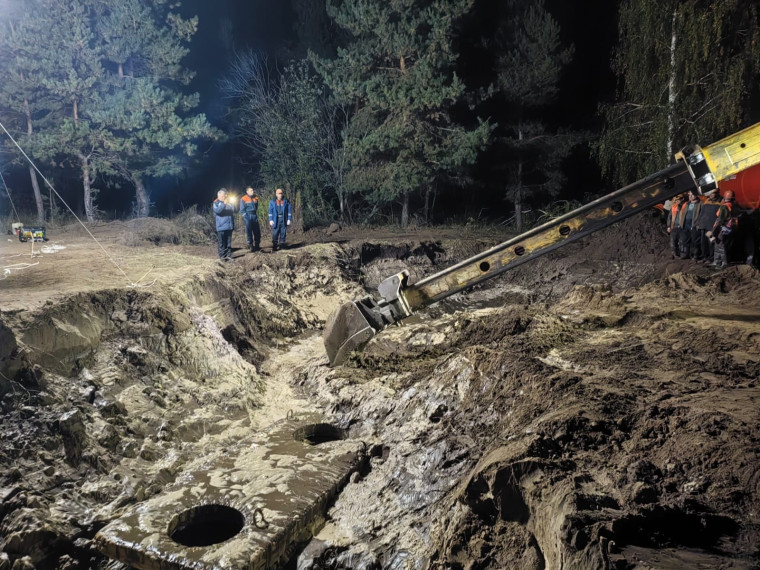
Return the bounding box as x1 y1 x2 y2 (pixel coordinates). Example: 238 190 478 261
324 123 760 366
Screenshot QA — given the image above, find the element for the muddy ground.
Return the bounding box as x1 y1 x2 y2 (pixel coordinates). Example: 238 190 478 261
0 213 758 569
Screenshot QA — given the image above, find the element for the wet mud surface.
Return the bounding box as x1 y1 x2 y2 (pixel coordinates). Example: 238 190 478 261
1 215 759 569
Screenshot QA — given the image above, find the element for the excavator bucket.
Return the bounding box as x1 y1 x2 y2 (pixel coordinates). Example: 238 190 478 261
323 300 379 366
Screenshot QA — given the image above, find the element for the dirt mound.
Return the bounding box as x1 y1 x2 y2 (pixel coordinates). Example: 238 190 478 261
120 215 213 246
293 235 760 568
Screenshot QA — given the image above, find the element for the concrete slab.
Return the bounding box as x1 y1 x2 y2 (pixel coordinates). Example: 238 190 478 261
95 414 365 569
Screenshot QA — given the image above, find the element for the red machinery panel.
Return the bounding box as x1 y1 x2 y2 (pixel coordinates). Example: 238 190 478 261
720 162 760 209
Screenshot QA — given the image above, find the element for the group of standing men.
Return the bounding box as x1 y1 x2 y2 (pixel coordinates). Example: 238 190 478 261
665 188 755 268
212 187 292 261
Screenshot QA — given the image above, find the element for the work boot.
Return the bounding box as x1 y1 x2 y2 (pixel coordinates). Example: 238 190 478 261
272 243 278 252
248 243 254 252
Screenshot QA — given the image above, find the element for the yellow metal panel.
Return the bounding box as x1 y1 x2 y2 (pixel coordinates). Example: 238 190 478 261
702 122 760 181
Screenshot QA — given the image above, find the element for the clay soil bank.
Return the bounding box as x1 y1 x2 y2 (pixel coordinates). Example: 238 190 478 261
1 215 759 569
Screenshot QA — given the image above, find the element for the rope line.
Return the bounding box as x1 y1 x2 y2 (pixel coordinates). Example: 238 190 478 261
0 169 21 224
0 119 133 285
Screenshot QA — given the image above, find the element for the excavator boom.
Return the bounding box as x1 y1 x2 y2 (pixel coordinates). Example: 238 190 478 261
324 123 760 366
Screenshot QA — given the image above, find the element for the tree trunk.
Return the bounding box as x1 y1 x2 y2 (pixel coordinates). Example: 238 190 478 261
23 98 44 223
515 127 524 233
49 184 55 224
401 192 409 228
28 166 44 224
667 7 678 161
289 184 304 232
81 154 94 222
423 186 431 223
515 176 523 233
134 176 150 218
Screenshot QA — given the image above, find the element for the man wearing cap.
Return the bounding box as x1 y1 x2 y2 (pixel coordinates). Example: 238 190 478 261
213 188 236 261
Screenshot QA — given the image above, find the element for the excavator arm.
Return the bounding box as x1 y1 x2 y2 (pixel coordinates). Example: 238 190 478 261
324 123 760 366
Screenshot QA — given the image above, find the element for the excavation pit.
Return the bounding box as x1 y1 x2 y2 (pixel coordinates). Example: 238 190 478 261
169 504 245 547
95 414 365 570
294 423 345 445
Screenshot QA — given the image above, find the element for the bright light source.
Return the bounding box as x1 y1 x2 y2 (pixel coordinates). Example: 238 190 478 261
228 195 237 204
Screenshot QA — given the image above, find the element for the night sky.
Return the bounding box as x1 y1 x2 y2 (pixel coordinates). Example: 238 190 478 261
1 0 621 218
161 0 620 214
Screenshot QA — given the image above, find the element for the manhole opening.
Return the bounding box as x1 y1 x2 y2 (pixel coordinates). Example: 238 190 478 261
611 201 624 213
479 261 490 272
514 246 526 256
559 225 571 236
168 504 245 547
294 423 345 445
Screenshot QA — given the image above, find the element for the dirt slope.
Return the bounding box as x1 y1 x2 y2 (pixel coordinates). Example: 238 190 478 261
1 215 758 569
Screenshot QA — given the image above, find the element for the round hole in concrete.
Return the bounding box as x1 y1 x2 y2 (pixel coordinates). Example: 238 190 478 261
294 423 345 445
479 261 490 272
611 201 624 213
514 246 525 256
559 225 571 236
168 504 245 547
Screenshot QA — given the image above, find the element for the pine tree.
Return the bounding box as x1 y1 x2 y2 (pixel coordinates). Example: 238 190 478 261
0 0 63 222
313 0 490 227
494 0 574 232
94 0 220 217
222 54 344 228
597 0 760 189
0 0 219 221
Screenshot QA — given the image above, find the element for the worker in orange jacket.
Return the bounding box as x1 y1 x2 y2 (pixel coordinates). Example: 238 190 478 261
666 194 684 257
240 187 261 252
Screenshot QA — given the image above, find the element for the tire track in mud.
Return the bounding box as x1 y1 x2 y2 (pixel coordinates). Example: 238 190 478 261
256 333 323 427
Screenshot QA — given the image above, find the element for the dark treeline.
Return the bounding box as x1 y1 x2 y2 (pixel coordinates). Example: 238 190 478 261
1 0 759 228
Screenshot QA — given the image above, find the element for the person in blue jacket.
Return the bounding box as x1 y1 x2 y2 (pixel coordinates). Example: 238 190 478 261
239 186 261 252
213 188 236 261
268 187 292 251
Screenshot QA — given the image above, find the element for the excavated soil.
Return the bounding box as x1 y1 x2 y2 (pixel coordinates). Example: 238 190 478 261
1 214 759 569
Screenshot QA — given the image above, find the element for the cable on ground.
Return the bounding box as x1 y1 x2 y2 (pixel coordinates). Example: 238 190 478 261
0 119 153 288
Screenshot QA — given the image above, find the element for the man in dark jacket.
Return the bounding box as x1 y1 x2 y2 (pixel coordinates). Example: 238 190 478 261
268 188 292 251
695 189 721 262
677 190 702 259
213 188 236 261
710 190 736 268
240 186 261 252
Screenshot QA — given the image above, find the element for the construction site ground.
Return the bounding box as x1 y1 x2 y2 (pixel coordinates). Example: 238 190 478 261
0 213 758 569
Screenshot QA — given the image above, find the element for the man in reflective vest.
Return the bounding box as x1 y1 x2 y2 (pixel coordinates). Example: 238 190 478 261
666 194 684 257
268 188 292 252
240 187 261 252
